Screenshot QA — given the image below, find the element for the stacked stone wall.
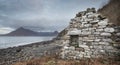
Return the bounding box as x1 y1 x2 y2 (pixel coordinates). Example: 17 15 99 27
60 8 120 59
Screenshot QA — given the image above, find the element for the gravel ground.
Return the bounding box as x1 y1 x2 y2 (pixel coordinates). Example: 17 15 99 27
0 40 62 65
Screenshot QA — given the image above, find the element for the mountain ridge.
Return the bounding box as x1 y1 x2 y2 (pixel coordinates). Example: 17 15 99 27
1 27 58 36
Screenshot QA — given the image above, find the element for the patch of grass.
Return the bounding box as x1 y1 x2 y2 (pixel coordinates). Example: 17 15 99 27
13 55 120 65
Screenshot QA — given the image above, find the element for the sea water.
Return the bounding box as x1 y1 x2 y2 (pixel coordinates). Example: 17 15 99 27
0 36 54 49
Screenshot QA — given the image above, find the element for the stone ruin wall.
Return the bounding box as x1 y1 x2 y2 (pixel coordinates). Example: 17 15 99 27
60 8 120 59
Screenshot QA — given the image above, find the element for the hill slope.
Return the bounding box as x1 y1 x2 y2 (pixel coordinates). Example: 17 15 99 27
5 27 39 36
98 0 120 25
2 27 58 36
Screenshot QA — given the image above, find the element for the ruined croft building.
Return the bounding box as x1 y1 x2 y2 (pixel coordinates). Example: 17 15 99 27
58 8 120 59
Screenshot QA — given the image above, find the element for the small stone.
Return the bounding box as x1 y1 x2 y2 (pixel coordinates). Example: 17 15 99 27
103 46 113 50
74 17 81 22
113 44 120 47
79 38 83 41
79 45 89 49
98 19 108 26
98 25 106 28
99 42 109 45
101 33 111 36
96 29 104 32
116 33 120 36
84 55 91 58
94 39 101 42
93 23 98 27
86 40 94 42
68 29 81 35
82 28 89 31
89 28 95 30
63 46 69 50
100 50 105 53
83 37 89 40
81 31 91 35
94 46 103 50
93 32 100 35
90 46 93 49
102 39 112 42
90 19 99 23
84 18 93 21
104 28 115 32
84 24 91 27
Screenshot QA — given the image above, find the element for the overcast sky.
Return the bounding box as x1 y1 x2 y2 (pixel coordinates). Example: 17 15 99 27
0 0 109 34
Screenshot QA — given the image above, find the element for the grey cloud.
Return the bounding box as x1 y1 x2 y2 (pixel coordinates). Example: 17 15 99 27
0 14 68 31
0 0 44 14
0 0 109 33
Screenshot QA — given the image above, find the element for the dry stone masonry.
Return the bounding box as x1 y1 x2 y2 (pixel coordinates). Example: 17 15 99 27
60 8 120 59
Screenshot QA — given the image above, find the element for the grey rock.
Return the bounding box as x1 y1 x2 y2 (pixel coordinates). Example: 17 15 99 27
104 28 115 32
101 33 111 36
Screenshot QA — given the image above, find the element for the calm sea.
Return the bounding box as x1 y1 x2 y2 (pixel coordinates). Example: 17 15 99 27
0 36 54 49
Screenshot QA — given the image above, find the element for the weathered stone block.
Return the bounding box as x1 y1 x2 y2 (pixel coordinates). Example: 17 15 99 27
84 18 93 21
79 52 85 57
83 42 87 45
63 46 75 51
83 37 89 40
113 44 120 47
88 28 96 31
79 45 89 49
94 46 103 50
84 24 91 27
94 39 101 42
98 19 108 26
102 39 112 42
98 25 106 28
92 42 99 45
68 29 81 35
74 17 81 22
103 46 114 50
90 19 99 23
86 43 92 46
90 46 94 49
116 33 120 36
86 40 94 42
82 28 89 31
96 29 104 32
81 31 91 35
79 37 83 41
84 55 91 58
92 23 99 27
104 28 115 32
101 33 111 36
99 50 105 53
99 42 109 45
93 32 100 35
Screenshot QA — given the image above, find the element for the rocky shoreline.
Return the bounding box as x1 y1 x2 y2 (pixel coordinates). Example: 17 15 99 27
0 40 62 65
